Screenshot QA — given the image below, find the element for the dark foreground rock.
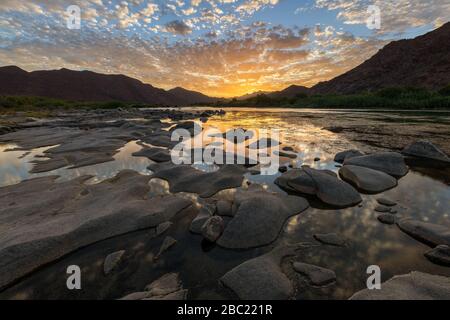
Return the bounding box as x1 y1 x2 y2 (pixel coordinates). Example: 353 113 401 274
344 152 409 177
425 245 450 266
0 170 191 290
217 185 309 249
397 219 450 247
350 272 450 300
201 216 224 242
221 245 306 300
377 213 396 225
104 250 126 275
293 262 336 286
402 140 450 163
339 165 397 194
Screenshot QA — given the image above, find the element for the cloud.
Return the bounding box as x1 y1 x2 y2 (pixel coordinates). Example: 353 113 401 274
164 20 193 35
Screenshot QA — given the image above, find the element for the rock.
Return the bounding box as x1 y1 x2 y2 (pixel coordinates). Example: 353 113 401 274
152 164 246 198
377 198 397 206
132 147 171 163
288 167 362 208
350 271 450 300
200 117 208 123
104 250 126 275
120 273 186 300
201 216 224 242
339 165 397 194
221 246 302 300
313 233 347 247
155 236 177 259
216 200 233 217
156 221 173 236
425 245 450 266
334 149 364 163
0 171 191 290
377 214 396 225
293 262 336 286
402 140 450 163
344 152 408 178
374 205 391 213
190 207 213 234
217 185 309 249
278 166 288 173
397 219 450 247
283 146 295 152
275 151 297 159
314 157 321 162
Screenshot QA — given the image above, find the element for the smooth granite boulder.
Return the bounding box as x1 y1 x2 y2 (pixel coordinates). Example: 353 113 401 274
402 140 450 163
339 165 398 194
344 152 409 177
397 219 450 247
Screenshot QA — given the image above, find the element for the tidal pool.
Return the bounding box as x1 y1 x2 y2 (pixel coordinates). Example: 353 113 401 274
0 108 449 300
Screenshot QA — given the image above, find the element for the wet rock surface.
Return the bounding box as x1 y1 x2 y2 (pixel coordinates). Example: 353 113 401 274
0 170 191 289
402 140 450 164
344 152 409 177
397 219 450 247
425 245 450 267
217 185 309 249
293 262 336 286
350 272 450 300
339 165 397 194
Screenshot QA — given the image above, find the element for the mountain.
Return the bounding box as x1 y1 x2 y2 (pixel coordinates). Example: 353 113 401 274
0 66 217 106
167 87 217 105
236 90 271 100
268 85 310 99
312 22 450 94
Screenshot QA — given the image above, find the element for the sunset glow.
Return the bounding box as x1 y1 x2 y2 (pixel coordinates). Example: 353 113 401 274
0 0 448 97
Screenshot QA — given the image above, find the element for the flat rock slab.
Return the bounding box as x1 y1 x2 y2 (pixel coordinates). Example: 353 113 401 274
293 262 336 286
344 152 409 178
339 165 397 194
377 198 397 206
402 140 450 163
132 147 171 162
397 219 450 247
425 245 450 267
221 246 299 300
217 185 309 249
313 233 347 247
152 164 246 198
0 170 191 289
294 167 362 208
350 272 450 300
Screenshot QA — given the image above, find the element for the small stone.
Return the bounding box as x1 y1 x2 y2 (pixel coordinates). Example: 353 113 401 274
314 157 321 162
293 262 336 286
375 205 391 213
278 166 288 173
425 245 450 267
156 221 172 236
313 233 347 247
155 236 177 259
104 250 126 275
377 198 397 207
334 149 364 163
201 216 224 242
216 200 233 217
145 273 181 296
189 207 213 234
377 214 396 225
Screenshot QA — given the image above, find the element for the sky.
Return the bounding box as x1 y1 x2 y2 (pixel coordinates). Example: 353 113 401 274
0 0 448 97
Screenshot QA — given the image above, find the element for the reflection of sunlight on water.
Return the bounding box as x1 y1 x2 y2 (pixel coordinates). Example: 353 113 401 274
0 141 152 187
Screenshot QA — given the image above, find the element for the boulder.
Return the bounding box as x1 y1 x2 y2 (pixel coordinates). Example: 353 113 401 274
339 165 397 194
377 198 397 207
425 245 450 267
377 214 396 225
344 152 408 177
201 216 224 242
190 206 214 234
397 219 450 247
402 140 450 163
217 185 309 249
350 272 450 300
216 200 233 217
313 233 347 247
334 149 364 163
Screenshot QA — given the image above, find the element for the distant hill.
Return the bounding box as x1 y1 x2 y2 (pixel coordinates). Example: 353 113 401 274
268 85 310 99
0 66 217 106
167 87 217 105
312 22 450 94
236 90 271 100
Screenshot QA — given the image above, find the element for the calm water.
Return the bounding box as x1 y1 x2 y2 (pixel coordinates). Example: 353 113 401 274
0 108 449 300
